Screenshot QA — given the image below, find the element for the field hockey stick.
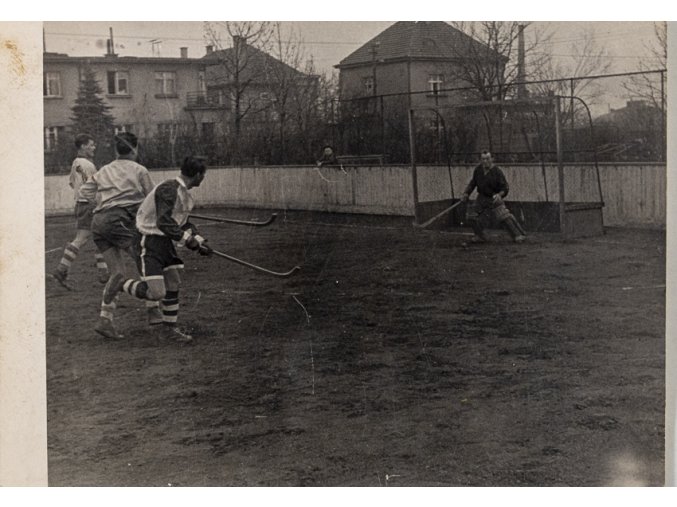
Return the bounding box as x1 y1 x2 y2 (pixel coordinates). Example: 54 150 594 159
413 201 463 229
190 213 278 227
211 249 301 278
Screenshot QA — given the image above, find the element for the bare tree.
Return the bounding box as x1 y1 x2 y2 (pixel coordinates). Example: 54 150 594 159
623 21 667 111
203 21 274 162
263 23 308 164
529 25 612 106
449 21 553 101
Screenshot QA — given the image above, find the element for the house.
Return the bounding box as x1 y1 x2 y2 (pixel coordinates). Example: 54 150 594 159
43 35 320 168
43 47 205 156
333 21 507 161
335 21 506 108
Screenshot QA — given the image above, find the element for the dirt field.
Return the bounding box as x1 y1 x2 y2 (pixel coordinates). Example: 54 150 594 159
44 209 665 486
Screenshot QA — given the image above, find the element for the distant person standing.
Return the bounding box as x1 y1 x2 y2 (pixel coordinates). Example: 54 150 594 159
316 145 338 167
461 150 526 244
52 133 109 290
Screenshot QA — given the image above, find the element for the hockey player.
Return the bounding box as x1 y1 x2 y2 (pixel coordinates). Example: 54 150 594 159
79 132 161 339
52 133 109 289
104 156 212 344
461 150 526 244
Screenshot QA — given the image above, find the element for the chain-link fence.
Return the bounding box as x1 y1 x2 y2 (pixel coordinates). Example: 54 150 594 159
44 69 665 173
333 69 666 165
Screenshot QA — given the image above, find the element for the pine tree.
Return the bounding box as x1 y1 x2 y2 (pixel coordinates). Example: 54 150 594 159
69 66 117 166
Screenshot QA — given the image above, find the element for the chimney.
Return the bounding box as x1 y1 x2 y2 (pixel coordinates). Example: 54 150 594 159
205 45 213 55
107 27 117 57
517 24 527 99
180 47 188 59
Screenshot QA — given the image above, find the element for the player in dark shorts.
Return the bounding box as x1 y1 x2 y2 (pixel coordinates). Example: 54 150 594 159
105 156 212 344
79 132 161 339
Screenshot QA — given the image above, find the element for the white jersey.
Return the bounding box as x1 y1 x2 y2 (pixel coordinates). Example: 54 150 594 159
70 157 97 203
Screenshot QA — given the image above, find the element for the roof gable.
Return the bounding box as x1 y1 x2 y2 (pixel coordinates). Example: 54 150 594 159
337 21 504 68
201 41 308 81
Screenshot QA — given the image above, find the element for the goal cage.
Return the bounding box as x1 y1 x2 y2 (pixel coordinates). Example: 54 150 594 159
408 95 605 238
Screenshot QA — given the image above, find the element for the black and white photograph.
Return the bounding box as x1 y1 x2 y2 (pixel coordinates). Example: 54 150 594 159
0 13 674 490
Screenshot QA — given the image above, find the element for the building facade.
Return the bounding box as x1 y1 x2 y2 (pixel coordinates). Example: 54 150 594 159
43 38 319 169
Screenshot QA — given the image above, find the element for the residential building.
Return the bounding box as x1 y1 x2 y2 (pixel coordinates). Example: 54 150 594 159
335 21 506 108
43 36 319 168
333 21 507 161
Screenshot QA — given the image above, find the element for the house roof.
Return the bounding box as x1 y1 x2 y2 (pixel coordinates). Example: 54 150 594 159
43 52 203 65
336 21 505 68
201 41 309 81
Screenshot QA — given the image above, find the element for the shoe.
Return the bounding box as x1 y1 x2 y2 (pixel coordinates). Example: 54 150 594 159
148 306 163 326
98 270 110 285
161 325 193 344
514 235 526 243
94 317 123 340
103 273 125 304
52 269 74 290
470 234 487 244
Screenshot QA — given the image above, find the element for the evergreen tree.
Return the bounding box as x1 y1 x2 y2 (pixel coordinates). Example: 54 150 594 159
69 66 117 166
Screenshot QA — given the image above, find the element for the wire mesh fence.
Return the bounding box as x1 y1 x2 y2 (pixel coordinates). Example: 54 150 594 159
44 69 665 173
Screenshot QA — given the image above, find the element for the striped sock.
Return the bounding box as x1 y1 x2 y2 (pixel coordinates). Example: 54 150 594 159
100 300 116 321
161 290 179 325
95 253 108 271
122 279 148 299
146 300 160 309
57 243 79 273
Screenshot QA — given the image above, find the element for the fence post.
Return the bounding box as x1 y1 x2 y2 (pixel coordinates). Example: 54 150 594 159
408 108 420 223
554 96 567 239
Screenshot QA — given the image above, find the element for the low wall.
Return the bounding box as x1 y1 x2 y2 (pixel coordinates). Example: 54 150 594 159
44 163 666 228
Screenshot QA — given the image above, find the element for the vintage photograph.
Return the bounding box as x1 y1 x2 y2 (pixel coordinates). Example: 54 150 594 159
36 20 667 486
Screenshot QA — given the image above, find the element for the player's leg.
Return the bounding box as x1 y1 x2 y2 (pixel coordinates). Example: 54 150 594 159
91 208 132 339
158 267 192 343
52 230 87 290
95 246 127 339
466 199 488 242
494 203 526 243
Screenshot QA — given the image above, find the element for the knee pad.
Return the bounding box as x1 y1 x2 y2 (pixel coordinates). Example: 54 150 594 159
494 204 512 223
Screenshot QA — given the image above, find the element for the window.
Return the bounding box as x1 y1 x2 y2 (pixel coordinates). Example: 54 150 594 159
155 71 177 96
362 76 374 95
157 123 178 138
114 124 134 135
428 74 444 95
201 122 215 141
44 72 62 97
44 126 64 151
107 71 129 95
198 71 206 93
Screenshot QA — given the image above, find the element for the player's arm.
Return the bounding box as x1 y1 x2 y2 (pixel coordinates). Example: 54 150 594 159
78 174 98 202
462 170 478 201
154 182 187 242
139 169 155 196
494 169 509 199
154 183 211 255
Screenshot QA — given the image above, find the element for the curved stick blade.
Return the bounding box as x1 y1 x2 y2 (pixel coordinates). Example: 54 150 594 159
212 249 300 278
190 213 277 227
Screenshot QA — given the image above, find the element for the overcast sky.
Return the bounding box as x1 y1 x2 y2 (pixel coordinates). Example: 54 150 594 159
43 21 662 76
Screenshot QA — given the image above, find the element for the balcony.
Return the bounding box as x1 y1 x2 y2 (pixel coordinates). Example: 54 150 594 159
186 91 230 110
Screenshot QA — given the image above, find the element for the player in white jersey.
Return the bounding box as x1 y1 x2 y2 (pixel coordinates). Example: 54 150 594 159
51 134 109 289
105 156 212 343
79 132 161 339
